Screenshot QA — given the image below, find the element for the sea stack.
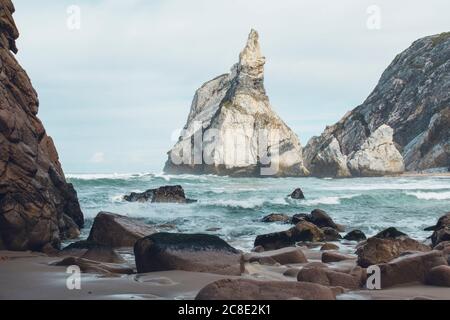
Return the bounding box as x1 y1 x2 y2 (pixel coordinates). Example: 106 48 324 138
164 29 309 177
0 0 83 251
304 32 450 177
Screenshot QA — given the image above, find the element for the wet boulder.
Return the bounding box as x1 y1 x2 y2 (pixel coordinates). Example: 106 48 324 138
425 265 450 287
244 247 308 265
124 185 197 203
254 221 324 250
261 213 290 223
322 227 342 241
134 233 242 275
297 266 363 290
374 227 408 239
289 188 305 200
322 251 356 263
87 212 156 248
196 279 335 300
344 230 367 242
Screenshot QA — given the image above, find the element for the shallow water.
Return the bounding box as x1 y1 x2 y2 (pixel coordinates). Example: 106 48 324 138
67 173 450 251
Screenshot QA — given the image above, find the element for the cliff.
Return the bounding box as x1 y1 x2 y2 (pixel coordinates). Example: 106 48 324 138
304 32 450 177
0 0 83 251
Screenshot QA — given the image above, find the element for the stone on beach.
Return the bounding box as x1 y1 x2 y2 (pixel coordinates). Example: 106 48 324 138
425 265 450 287
322 251 356 263
254 221 324 250
87 212 156 248
377 250 448 288
244 247 308 265
123 185 197 203
195 278 336 300
428 213 450 247
52 256 133 275
134 233 242 275
320 243 339 251
356 236 431 267
297 266 362 290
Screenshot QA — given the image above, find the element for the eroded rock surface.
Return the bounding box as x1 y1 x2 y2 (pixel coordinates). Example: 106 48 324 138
0 1 83 251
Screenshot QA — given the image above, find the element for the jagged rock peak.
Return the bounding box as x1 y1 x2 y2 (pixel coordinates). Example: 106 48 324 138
238 29 266 78
0 1 84 251
164 29 309 177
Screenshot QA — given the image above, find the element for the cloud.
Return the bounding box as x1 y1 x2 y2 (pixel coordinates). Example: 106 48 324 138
90 152 106 164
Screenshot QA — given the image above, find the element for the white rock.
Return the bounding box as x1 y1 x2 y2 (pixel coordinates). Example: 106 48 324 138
347 125 405 176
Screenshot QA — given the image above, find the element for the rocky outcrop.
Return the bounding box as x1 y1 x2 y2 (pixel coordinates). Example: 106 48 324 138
304 32 450 176
123 185 196 203
195 279 336 300
134 233 242 275
289 188 305 199
164 29 309 177
87 212 155 248
0 1 83 251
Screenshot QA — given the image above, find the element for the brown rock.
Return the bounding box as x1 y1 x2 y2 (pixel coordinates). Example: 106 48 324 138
321 243 339 251
81 247 126 264
322 251 356 263
254 221 324 250
343 230 367 242
245 247 308 265
87 212 155 248
0 2 83 251
297 267 361 289
425 265 450 287
378 251 447 288
433 241 450 251
196 279 336 300
261 213 290 223
356 237 431 267
290 188 305 200
374 227 408 239
283 268 301 278
322 227 342 241
431 227 450 247
123 185 196 203
425 212 450 231
134 233 242 275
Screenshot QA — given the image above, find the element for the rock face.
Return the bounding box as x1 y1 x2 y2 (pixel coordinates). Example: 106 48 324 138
87 212 155 248
134 233 242 275
164 29 309 177
196 279 336 300
0 1 83 251
304 32 450 176
123 185 196 203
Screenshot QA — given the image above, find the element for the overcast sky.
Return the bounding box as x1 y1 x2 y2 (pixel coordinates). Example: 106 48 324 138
12 0 450 173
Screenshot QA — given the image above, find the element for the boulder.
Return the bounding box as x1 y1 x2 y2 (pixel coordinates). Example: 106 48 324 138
196 279 335 300
322 227 342 241
134 233 242 275
123 185 196 203
321 243 339 251
81 247 126 264
297 266 362 290
431 227 450 247
291 213 310 225
344 230 367 242
425 265 450 287
261 213 290 223
378 251 448 288
374 227 408 239
322 251 356 263
425 213 450 231
291 209 343 231
87 212 155 248
244 247 307 265
434 241 450 251
356 237 431 267
0 2 84 251
254 221 324 250
290 188 305 200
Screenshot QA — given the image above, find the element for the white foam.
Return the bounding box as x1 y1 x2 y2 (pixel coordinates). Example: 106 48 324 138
302 194 359 206
66 172 151 180
406 191 450 200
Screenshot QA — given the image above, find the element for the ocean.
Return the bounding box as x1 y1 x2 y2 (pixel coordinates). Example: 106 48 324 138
66 173 450 251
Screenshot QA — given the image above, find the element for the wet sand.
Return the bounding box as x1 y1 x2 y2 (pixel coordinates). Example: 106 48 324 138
1 250 449 300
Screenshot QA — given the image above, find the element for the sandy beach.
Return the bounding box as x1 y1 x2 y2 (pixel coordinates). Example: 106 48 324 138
2 247 449 301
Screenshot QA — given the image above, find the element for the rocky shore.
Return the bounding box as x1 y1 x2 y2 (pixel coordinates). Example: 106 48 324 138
1 187 449 300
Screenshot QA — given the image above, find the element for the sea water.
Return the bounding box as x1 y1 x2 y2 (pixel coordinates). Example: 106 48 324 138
67 173 450 251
